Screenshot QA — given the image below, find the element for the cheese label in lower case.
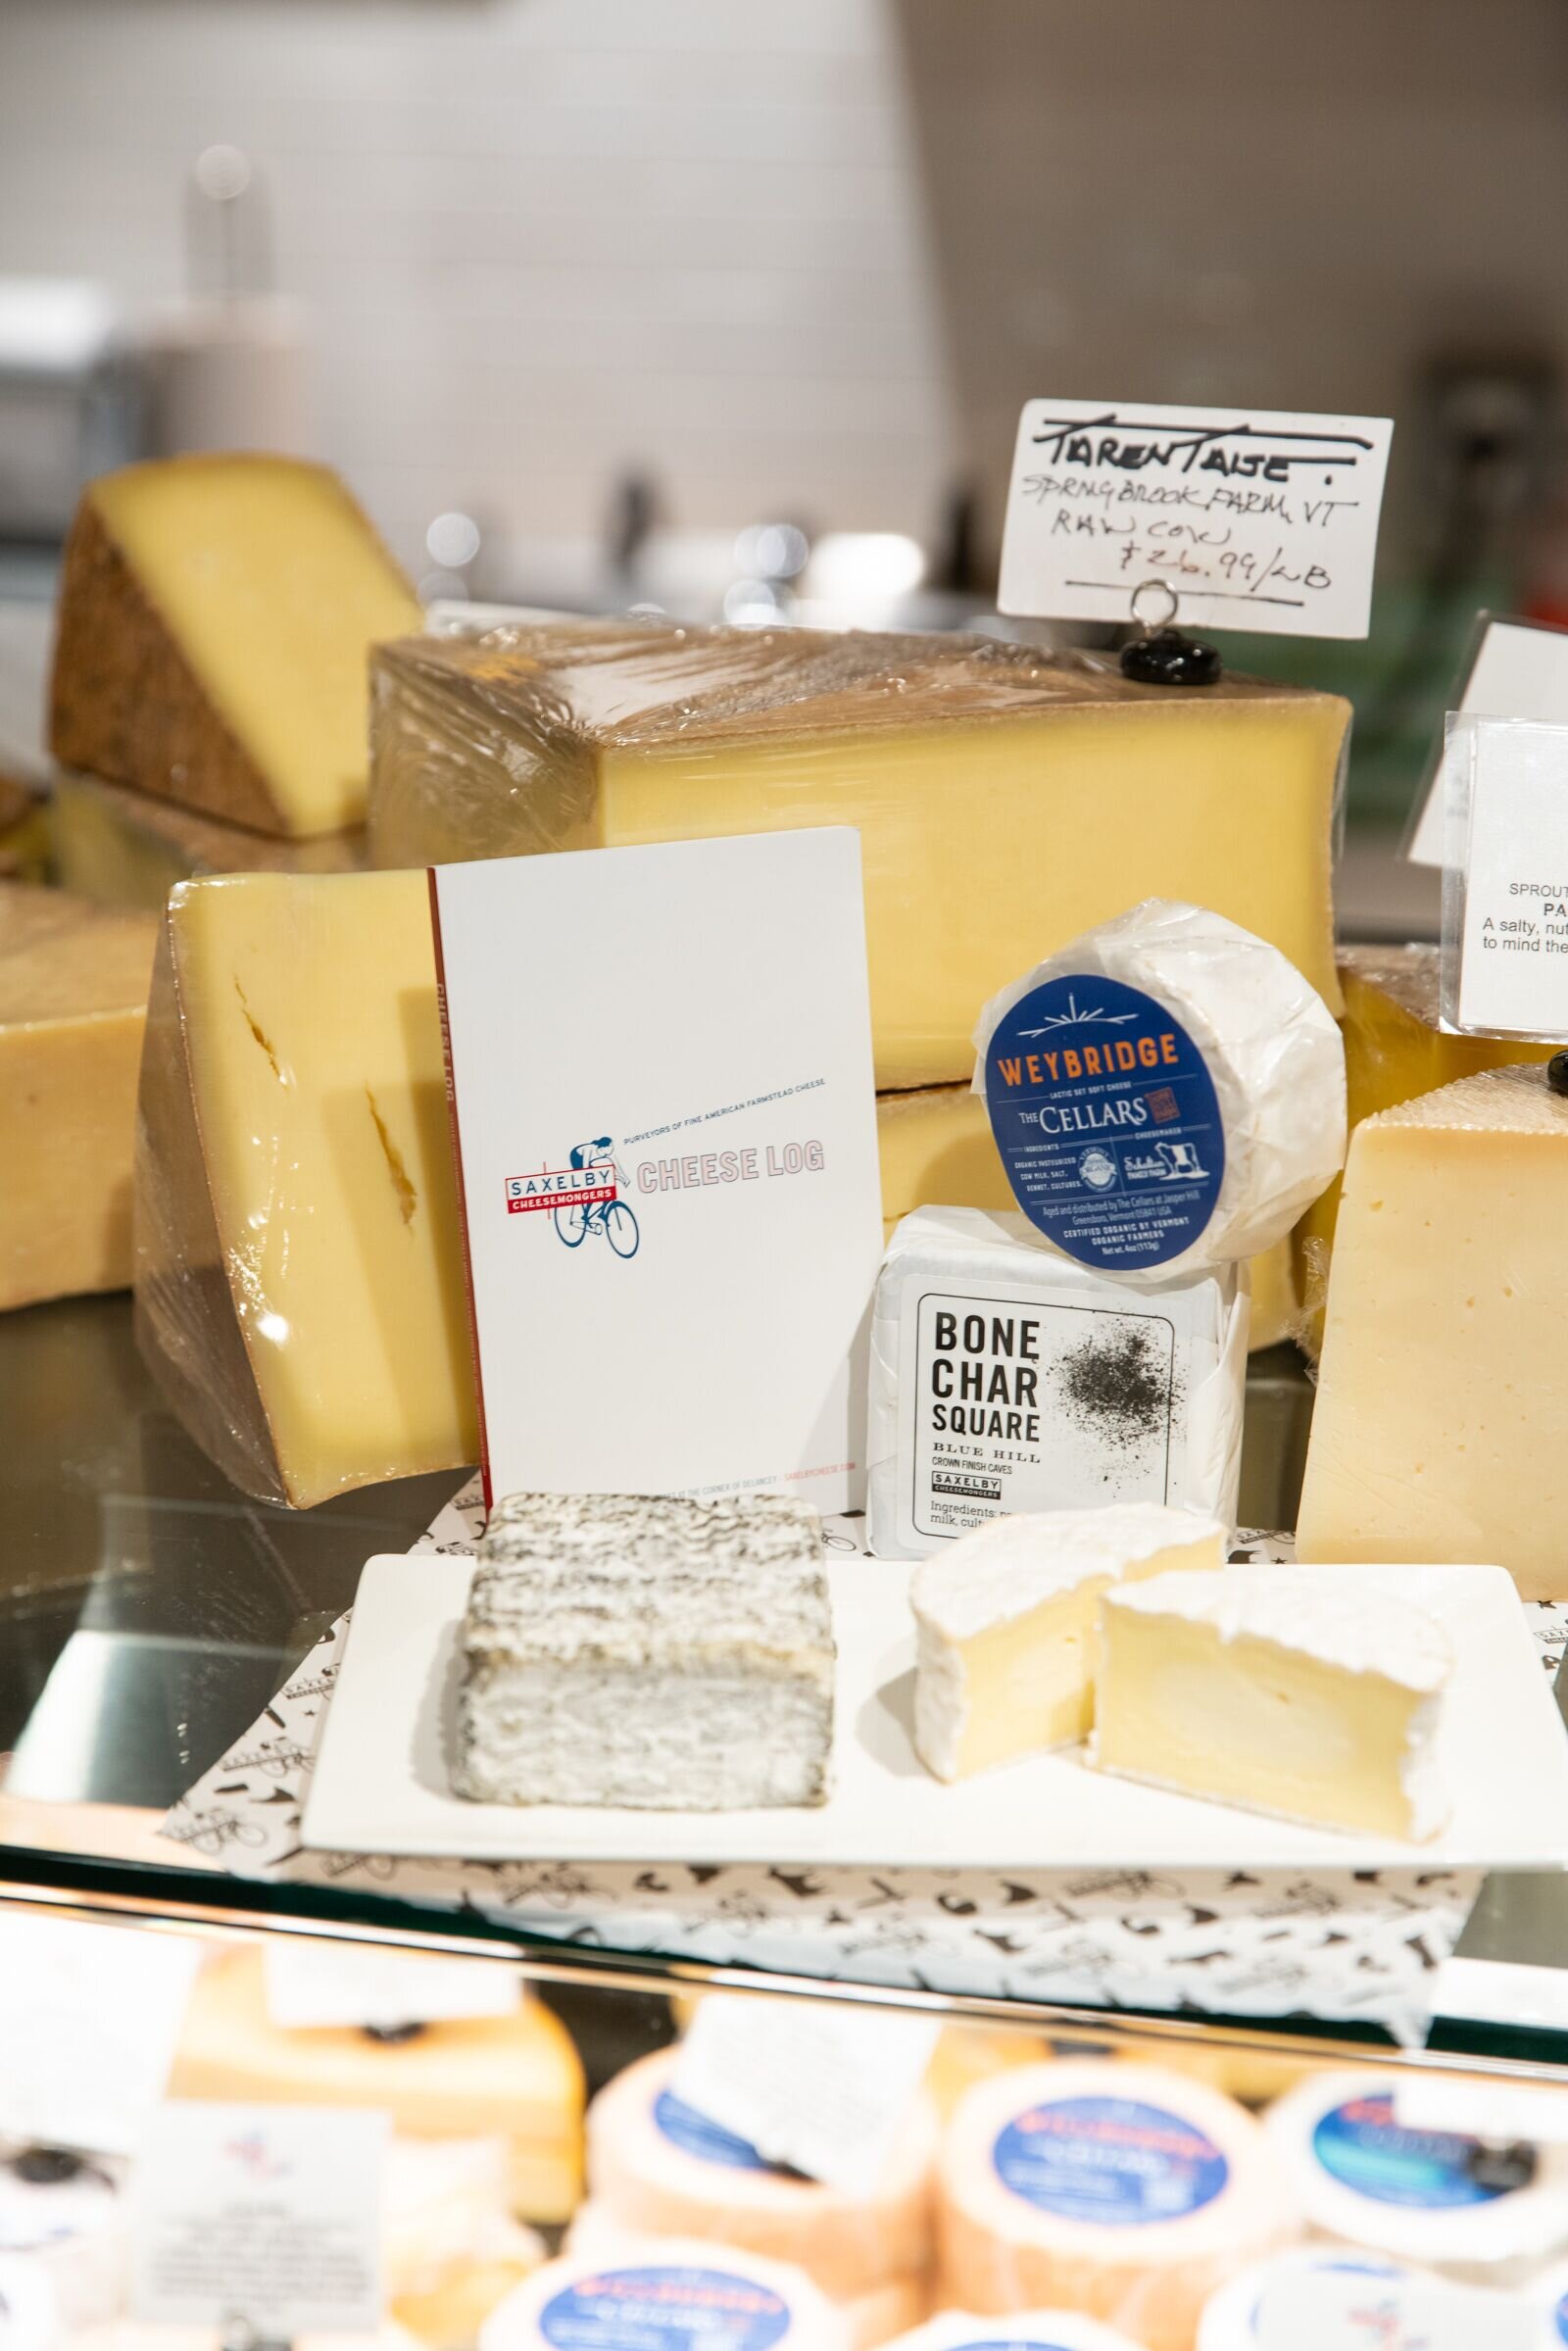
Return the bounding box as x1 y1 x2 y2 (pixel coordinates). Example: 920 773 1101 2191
982 973 1225 1271
993 2095 1230 2225
539 2269 793 2351
653 2089 776 2175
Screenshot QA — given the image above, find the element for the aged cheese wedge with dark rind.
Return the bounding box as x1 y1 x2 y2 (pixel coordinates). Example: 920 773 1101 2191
51 455 418 837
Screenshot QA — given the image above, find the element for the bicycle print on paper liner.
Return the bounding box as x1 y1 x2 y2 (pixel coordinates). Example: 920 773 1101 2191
505 1136 641 1262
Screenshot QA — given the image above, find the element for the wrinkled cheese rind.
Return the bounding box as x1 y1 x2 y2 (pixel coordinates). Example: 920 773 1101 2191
455 1492 834 1811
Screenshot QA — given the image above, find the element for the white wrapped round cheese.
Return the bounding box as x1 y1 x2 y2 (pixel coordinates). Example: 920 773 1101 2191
566 2208 927 2351
585 2052 936 2299
886 2307 1144 2351
938 2062 1296 2351
1197 2246 1424 2349
1265 2071 1568 2283
972 899 1345 1281
480 2238 851 2351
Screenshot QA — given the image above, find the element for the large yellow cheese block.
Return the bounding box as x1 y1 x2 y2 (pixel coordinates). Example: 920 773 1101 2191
1297 1063 1568 1596
1 882 158 1310
50 455 419 837
1294 944 1556 1352
878 1081 1298 1348
169 1946 584 2223
51 768 368 912
369 623 1348 1088
134 868 476 1506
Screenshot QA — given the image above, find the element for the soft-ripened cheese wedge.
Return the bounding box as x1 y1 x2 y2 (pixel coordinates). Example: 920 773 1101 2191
370 625 1348 1088
50 456 419 837
0 882 158 1310
584 2049 937 2299
1094 1567 1452 1839
457 1493 834 1809
938 2061 1295 2351
51 768 367 911
1296 1064 1568 1595
910 1503 1226 1781
1293 946 1556 1353
134 869 475 1507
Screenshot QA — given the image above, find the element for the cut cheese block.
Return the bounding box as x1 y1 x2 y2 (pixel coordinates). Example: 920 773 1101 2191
889 2312 1144 2351
875 1087 1296 1347
1293 945 1556 1353
369 625 1348 1088
0 882 158 1310
479 2238 851 2351
167 1946 583 2223
385 2136 547 2346
133 868 476 1507
1265 2071 1568 2284
910 1504 1225 1780
51 768 368 912
584 2050 936 2297
937 2061 1295 2351
1093 1567 1452 1839
973 900 1346 1281
1295 1064 1568 1596
50 456 419 837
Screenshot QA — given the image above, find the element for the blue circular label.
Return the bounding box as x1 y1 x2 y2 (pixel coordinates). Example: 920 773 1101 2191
983 974 1226 1271
1554 2285 1568 2346
1312 2094 1505 2210
993 2094 1230 2226
654 2089 776 2176
540 2268 793 2351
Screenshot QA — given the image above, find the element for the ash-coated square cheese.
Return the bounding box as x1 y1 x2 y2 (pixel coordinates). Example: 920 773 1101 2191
455 1493 836 1811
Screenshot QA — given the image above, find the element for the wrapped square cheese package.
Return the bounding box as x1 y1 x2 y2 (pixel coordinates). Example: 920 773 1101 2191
866 1206 1247 1560
368 619 1348 1089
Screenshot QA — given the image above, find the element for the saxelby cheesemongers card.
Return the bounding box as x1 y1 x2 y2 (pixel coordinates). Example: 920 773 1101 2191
431 828 882 1513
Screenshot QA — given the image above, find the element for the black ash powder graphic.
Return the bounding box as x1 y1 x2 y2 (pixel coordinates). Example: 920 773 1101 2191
1057 1322 1171 1442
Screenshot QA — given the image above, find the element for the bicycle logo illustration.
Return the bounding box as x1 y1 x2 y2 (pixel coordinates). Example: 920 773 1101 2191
505 1137 642 1259
553 1136 640 1260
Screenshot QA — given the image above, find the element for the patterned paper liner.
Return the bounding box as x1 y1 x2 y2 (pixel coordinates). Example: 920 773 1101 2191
162 1479 1539 2046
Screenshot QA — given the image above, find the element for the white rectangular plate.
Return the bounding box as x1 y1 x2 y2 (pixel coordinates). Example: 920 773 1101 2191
302 1556 1568 1871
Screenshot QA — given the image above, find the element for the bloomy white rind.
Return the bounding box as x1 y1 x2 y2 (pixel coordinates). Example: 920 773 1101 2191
910 1504 1227 1644
971 897 1347 1279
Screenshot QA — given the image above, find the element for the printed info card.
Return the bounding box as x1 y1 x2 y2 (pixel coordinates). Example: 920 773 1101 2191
431 828 882 1513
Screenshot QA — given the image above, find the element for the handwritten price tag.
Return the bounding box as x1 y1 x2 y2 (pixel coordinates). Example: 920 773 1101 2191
999 399 1393 639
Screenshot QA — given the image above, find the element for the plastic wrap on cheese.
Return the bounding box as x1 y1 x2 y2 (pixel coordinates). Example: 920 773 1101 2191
369 620 1349 1090
133 869 476 1508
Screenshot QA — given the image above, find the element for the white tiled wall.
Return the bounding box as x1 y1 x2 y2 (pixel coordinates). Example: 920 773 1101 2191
0 0 954 573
